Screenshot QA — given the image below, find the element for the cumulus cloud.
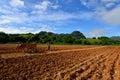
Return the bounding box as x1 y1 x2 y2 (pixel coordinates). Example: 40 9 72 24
0 25 56 34
80 0 118 8
100 5 120 25
9 0 24 8
0 12 28 25
87 29 106 37
31 11 94 21
1 0 120 34
0 4 24 15
0 20 11 25
0 27 34 34
80 0 87 6
101 0 119 8
52 5 59 9
0 27 21 33
0 7 13 14
32 0 59 14
20 27 34 32
101 0 118 3
30 23 56 33
1 16 21 23
80 0 120 25
80 0 99 8
34 1 51 11
1 0 92 26
105 2 115 8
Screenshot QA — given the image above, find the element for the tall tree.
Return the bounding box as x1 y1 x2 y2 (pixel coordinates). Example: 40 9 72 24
0 32 9 43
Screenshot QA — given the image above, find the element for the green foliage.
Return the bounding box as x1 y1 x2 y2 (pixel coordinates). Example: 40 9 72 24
98 36 113 45
92 37 96 39
29 31 86 44
0 31 120 45
74 39 82 44
62 34 74 44
83 38 101 45
98 36 110 40
0 32 9 43
9 34 27 43
71 31 86 39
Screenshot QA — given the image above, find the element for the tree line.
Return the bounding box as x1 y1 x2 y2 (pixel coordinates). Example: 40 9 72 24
0 31 120 45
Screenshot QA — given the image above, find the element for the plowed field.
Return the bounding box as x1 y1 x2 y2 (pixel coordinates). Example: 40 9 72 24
0 44 120 80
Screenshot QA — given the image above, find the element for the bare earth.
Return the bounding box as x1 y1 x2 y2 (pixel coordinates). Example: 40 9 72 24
0 44 120 80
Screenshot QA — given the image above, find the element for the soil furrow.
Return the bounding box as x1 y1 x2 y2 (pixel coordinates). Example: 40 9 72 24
75 49 115 80
55 54 104 80
110 54 119 80
0 45 120 80
88 48 117 80
113 54 120 80
101 48 118 80
76 57 106 80
55 49 114 80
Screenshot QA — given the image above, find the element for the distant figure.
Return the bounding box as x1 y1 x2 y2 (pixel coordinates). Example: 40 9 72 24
47 42 51 51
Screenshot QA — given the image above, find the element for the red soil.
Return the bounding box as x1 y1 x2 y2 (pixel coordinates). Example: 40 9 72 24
0 44 119 80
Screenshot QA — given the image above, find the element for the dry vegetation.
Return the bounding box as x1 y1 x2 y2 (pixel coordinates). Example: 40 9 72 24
0 44 120 80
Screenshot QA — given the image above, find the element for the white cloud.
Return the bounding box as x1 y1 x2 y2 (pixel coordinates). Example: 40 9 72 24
105 2 115 8
0 5 23 15
101 0 119 8
0 7 13 14
80 0 120 25
101 0 118 3
33 24 56 33
87 29 106 37
31 11 93 21
1 16 21 23
0 20 11 25
0 27 23 33
80 0 99 8
0 13 28 24
37 26 55 33
80 0 87 6
0 25 55 34
80 0 119 9
9 0 24 8
32 1 59 14
34 1 51 11
20 27 34 32
1 0 119 35
0 27 34 34
52 5 59 9
101 5 120 25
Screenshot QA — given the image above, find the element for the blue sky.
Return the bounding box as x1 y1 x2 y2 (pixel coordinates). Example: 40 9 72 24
0 0 120 37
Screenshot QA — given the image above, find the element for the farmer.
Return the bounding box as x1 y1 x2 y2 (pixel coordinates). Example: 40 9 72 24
47 42 51 51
